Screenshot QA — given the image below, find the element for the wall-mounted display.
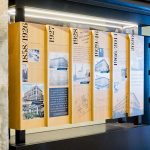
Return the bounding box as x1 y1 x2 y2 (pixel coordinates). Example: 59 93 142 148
92 30 111 121
46 25 70 126
9 22 45 129
111 32 128 119
8 22 144 129
70 28 92 123
128 35 144 116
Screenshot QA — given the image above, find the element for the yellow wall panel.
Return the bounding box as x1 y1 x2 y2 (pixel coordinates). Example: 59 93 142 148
9 22 46 130
46 25 70 126
70 28 92 123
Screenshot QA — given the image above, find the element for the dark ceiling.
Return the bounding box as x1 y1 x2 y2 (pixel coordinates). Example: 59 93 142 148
9 0 150 15
8 0 150 25
66 0 150 14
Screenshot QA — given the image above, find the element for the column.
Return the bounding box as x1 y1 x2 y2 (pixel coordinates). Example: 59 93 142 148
0 0 8 150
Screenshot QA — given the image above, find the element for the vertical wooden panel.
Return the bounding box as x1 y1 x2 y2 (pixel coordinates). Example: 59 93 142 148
111 32 128 118
70 28 92 123
128 35 144 116
46 25 70 126
92 30 111 121
9 22 46 130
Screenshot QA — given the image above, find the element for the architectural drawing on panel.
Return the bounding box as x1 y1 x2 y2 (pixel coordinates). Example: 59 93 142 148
95 77 109 89
95 59 109 73
114 82 120 93
130 92 142 115
22 84 44 120
73 64 90 83
121 68 127 81
76 95 88 117
113 97 126 118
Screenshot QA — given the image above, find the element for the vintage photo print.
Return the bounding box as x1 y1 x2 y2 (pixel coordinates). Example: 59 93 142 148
28 49 40 62
22 83 44 120
48 52 68 69
22 64 28 82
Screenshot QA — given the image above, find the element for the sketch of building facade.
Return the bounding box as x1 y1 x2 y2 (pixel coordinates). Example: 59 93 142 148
113 98 126 118
130 92 142 115
73 64 90 82
95 59 109 73
95 77 109 89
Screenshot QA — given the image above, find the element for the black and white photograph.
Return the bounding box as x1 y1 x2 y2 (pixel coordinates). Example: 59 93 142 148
22 64 28 82
28 49 40 62
49 52 68 69
49 69 68 86
22 83 44 120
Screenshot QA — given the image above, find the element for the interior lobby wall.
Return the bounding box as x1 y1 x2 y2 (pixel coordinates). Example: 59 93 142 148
0 0 8 150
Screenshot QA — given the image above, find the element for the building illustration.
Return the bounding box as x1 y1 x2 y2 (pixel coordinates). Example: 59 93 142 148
130 92 142 115
22 85 44 120
73 64 90 82
76 95 88 117
49 57 68 68
114 82 120 93
113 98 126 118
121 68 127 81
95 77 109 89
95 59 109 73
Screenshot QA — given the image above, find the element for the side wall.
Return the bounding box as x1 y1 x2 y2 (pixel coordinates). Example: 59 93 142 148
0 0 8 150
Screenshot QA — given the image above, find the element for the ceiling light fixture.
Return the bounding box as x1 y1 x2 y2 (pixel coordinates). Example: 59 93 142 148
8 7 138 29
